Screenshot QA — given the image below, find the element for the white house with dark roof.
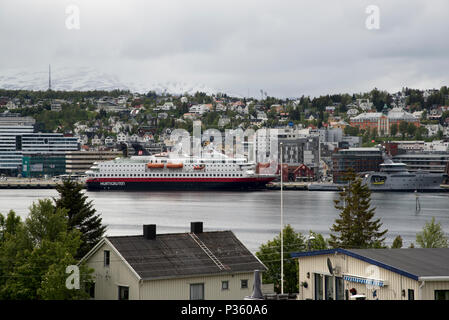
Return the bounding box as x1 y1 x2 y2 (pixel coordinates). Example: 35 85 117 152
292 248 449 300
80 222 267 300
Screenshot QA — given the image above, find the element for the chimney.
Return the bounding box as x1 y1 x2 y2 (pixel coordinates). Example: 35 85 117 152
143 224 156 240
190 221 203 234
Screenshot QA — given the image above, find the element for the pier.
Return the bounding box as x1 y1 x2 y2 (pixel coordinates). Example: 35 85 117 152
0 178 86 189
266 182 308 190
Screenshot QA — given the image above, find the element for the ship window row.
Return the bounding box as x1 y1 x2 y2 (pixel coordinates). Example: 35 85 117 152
92 173 243 177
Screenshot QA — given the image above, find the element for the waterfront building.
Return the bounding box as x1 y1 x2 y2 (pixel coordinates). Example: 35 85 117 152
350 108 419 136
0 113 35 175
292 248 449 300
332 147 383 183
0 116 78 175
22 154 66 178
80 222 266 300
392 153 449 173
65 150 122 175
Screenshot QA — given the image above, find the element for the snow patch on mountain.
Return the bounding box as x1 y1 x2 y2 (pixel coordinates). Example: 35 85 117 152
0 66 218 96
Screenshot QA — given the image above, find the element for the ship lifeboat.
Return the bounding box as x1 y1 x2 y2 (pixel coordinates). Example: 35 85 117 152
166 163 183 169
257 163 270 168
147 163 165 169
194 164 206 170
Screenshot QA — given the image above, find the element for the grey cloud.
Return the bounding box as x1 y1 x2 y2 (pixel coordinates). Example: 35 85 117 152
0 0 449 97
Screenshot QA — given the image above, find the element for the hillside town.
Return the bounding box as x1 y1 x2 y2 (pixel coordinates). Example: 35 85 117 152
1 87 449 182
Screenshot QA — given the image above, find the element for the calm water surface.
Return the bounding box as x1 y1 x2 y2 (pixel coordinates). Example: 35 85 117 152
1 189 448 252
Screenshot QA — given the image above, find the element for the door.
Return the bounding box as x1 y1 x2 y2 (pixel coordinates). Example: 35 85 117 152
314 274 323 300
325 275 334 300
335 277 345 300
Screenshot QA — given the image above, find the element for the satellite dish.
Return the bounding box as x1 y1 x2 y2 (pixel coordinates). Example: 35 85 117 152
327 258 334 275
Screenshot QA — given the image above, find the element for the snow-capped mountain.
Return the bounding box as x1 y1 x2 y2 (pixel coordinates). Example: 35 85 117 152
0 66 218 96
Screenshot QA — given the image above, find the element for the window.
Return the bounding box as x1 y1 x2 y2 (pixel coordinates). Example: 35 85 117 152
408 289 415 300
435 290 449 300
222 281 229 290
190 283 204 300
241 279 248 289
118 286 129 300
104 250 110 267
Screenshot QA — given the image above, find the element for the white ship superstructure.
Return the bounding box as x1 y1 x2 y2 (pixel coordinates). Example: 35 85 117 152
85 151 275 190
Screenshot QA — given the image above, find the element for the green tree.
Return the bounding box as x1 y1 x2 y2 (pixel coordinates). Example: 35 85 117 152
407 123 417 137
416 217 448 248
256 225 327 294
54 179 106 259
0 200 92 299
391 235 403 248
329 170 388 249
399 121 408 138
390 123 398 137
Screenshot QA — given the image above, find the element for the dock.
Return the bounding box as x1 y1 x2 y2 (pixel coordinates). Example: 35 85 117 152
266 182 308 190
0 178 86 189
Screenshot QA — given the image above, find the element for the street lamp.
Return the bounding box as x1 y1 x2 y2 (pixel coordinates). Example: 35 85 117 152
307 234 316 251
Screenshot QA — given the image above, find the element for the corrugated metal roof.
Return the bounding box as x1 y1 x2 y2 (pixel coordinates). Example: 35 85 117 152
107 231 266 280
291 248 449 280
347 248 449 278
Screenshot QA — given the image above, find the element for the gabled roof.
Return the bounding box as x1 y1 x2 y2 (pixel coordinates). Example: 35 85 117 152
291 248 449 281
97 231 266 281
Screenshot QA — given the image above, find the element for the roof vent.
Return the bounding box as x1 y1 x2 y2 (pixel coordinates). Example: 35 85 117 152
143 224 156 240
191 221 203 234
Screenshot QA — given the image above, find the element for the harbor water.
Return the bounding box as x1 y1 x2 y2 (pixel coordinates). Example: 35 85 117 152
1 189 448 252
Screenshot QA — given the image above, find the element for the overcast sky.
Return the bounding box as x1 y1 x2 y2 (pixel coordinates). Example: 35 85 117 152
1 0 449 97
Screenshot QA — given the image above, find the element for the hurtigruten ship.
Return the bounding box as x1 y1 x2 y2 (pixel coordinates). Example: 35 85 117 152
85 151 276 191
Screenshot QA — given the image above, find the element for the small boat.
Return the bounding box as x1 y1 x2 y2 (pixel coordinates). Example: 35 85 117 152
147 163 165 169
166 163 183 169
194 164 205 170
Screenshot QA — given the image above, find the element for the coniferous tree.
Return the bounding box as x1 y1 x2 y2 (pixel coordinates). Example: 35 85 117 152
329 170 388 249
54 179 106 259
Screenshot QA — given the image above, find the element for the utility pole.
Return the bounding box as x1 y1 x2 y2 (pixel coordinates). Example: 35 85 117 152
280 142 284 295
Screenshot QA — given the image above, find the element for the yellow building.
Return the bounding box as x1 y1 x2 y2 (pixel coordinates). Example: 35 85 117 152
292 248 449 300
80 222 266 300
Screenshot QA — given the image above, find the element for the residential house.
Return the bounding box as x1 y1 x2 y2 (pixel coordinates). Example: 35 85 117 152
91 135 103 146
425 124 443 137
183 113 197 121
116 132 128 143
347 109 359 117
6 101 17 110
80 222 267 300
180 97 188 104
189 105 209 115
218 116 231 128
292 248 449 300
104 136 115 147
